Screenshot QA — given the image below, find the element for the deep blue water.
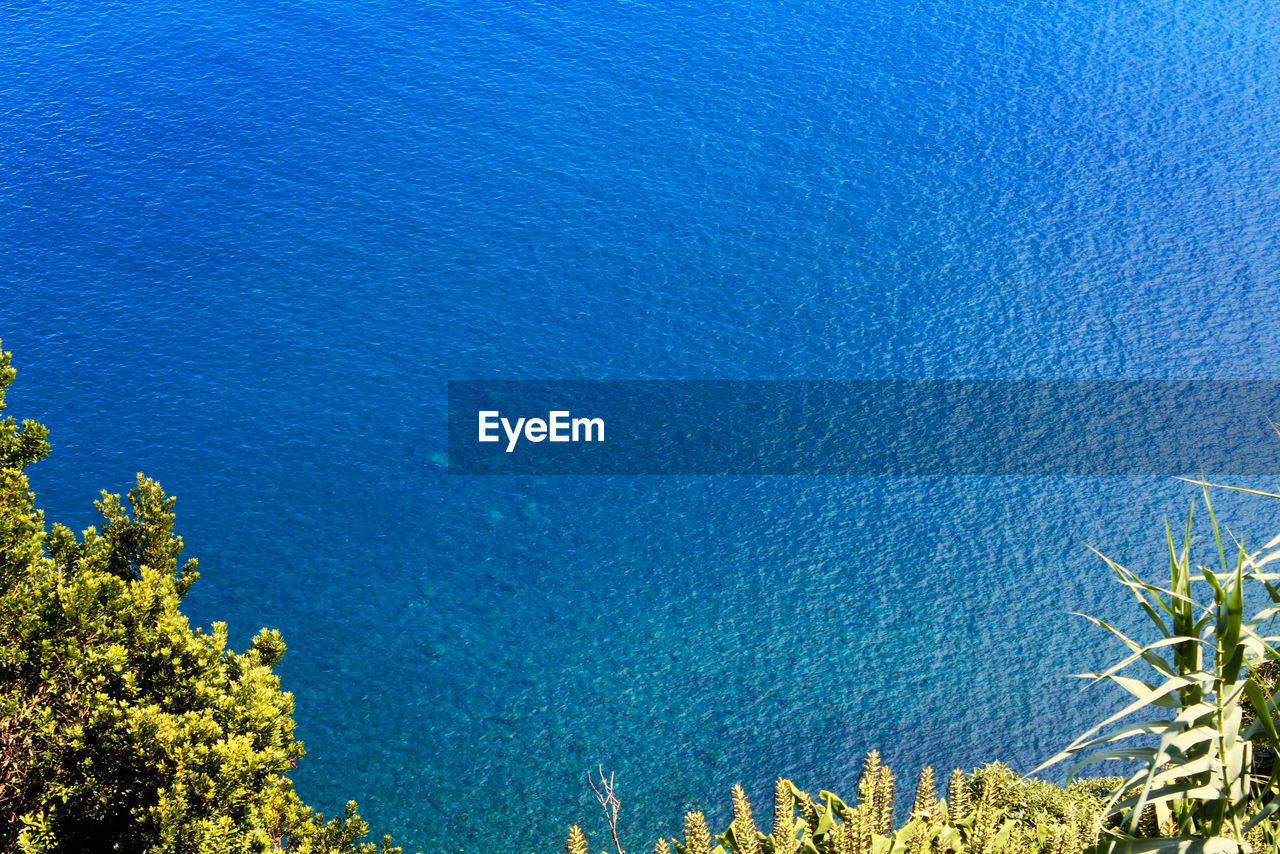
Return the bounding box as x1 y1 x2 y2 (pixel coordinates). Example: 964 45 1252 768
6 1 1280 851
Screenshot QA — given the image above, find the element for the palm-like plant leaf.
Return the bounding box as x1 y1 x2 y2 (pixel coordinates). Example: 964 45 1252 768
1039 486 1280 852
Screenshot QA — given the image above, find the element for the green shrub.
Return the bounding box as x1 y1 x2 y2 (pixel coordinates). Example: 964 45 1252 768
968 763 1121 828
0 343 406 852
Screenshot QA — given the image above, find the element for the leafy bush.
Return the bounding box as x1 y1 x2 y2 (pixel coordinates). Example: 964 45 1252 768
967 763 1122 830
0 343 405 852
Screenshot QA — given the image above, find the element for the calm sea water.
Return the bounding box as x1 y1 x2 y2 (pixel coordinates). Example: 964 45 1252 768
6 1 1280 851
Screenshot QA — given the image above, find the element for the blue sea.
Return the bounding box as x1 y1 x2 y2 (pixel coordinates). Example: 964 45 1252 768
6 1 1280 851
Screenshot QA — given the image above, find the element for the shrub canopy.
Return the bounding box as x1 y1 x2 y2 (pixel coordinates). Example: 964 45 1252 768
0 344 400 853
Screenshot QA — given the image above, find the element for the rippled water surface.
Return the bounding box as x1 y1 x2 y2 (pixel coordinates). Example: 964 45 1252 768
6 1 1280 850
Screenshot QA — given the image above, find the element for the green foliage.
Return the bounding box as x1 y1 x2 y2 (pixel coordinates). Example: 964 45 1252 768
1038 488 1280 853
729 784 764 854
949 770 971 824
773 778 800 854
574 756 1112 854
682 811 715 854
909 767 937 822
967 764 1120 830
0 342 406 852
566 825 590 854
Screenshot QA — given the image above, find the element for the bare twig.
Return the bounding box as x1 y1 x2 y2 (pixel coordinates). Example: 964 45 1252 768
588 765 625 854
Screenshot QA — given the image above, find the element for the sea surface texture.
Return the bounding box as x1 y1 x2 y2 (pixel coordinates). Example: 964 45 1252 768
6 1 1280 851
